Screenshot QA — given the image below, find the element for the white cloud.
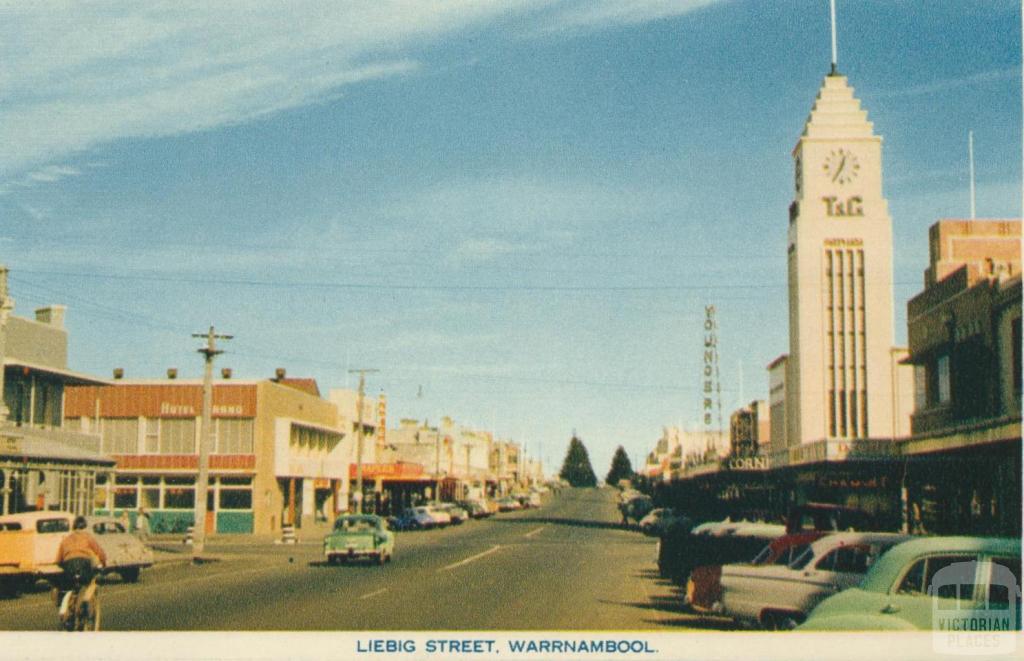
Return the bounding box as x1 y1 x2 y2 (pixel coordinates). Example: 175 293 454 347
873 67 1020 99
0 1 724 178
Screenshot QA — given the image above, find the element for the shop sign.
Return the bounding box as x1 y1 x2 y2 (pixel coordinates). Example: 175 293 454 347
817 474 889 490
726 456 770 471
1 436 19 453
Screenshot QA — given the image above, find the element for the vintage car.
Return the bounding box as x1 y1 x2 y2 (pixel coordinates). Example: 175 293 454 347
799 536 1022 631
658 519 785 585
435 503 469 525
388 507 436 531
84 515 154 583
0 511 153 594
424 505 452 527
495 497 521 512
719 531 914 629
456 500 490 519
639 508 688 537
686 530 827 613
323 514 395 565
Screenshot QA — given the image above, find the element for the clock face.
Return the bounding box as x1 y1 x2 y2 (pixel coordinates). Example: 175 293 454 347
823 148 860 185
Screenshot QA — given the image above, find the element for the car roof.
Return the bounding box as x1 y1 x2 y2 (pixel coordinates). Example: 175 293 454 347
806 531 914 556
0 511 73 524
860 536 1023 593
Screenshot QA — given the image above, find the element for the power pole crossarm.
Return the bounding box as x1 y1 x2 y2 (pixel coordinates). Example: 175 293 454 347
191 326 232 559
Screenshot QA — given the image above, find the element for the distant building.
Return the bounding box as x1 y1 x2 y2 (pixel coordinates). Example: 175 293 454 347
767 355 788 456
729 400 770 457
901 219 1021 536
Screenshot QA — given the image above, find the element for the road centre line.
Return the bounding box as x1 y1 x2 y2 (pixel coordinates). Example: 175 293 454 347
437 544 502 572
523 526 546 538
359 588 388 600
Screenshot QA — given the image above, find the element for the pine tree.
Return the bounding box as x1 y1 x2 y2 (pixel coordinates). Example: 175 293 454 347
605 445 634 486
558 434 598 487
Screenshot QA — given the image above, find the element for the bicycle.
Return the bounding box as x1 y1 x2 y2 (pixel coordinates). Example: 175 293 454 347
54 569 101 632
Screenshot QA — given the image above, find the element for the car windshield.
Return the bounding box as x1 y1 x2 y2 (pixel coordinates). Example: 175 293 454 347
789 546 815 569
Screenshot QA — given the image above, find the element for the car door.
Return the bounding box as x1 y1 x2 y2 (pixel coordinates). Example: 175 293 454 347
883 554 980 629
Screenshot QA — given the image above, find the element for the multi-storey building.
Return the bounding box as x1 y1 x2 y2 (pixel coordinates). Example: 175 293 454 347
0 268 113 516
902 219 1021 536
65 371 344 536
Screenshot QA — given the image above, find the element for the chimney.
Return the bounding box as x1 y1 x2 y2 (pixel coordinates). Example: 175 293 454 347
275 367 286 381
35 305 66 328
167 368 178 379
113 368 124 380
221 367 233 379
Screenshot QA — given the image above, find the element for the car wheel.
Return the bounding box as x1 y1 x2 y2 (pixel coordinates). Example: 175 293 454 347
120 567 140 583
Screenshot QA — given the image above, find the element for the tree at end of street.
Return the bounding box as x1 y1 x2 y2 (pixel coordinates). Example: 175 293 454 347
558 434 597 487
605 445 634 487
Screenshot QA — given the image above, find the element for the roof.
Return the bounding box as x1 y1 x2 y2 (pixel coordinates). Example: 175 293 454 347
0 430 115 466
807 531 915 558
860 536 1022 593
275 378 321 397
4 359 109 386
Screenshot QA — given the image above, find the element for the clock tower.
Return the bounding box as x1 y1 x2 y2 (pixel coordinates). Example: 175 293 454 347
786 73 904 446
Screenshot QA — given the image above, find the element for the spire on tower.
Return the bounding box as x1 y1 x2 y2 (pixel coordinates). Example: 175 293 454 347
829 0 839 75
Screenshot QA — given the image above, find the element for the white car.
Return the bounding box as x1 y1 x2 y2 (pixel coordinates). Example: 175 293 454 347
423 506 452 527
719 531 913 629
85 515 155 583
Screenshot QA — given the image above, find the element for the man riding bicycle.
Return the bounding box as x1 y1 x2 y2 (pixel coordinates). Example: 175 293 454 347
55 516 107 623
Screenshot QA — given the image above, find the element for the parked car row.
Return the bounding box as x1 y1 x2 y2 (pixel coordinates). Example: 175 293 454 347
0 511 154 596
645 502 1021 631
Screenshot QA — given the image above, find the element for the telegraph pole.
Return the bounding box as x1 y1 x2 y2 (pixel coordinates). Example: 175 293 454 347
0 267 13 423
349 368 378 513
192 326 232 558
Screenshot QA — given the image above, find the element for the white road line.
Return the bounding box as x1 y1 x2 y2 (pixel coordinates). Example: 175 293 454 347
437 544 502 572
359 588 388 600
523 526 546 538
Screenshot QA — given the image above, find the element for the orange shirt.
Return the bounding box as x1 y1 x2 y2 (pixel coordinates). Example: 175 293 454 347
57 531 108 566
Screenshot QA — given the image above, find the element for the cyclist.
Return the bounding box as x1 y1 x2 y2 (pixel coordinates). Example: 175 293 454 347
55 516 107 622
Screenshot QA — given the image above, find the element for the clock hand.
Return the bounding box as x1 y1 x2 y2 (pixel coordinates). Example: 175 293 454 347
833 156 846 182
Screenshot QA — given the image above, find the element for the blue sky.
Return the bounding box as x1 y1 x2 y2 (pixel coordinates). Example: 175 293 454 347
1 1 1020 475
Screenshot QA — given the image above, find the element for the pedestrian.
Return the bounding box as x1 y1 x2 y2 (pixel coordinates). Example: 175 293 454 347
117 510 130 533
136 506 150 541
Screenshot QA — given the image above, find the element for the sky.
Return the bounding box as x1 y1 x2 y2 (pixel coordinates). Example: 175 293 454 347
0 1 1020 476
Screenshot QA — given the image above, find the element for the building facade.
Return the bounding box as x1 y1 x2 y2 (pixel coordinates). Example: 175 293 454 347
786 73 912 447
65 376 344 535
0 269 113 516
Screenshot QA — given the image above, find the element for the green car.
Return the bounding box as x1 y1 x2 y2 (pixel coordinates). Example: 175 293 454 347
323 514 395 565
798 536 1021 631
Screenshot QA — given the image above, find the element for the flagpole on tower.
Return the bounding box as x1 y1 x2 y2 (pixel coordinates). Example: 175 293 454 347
969 130 976 219
830 0 838 74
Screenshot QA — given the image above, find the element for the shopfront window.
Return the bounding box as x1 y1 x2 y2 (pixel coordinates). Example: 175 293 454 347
113 489 137 509
164 487 194 510
219 489 252 510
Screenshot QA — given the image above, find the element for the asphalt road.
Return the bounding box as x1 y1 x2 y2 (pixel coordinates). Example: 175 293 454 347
0 488 735 631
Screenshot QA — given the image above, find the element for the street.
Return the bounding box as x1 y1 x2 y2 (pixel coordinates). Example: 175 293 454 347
0 488 734 631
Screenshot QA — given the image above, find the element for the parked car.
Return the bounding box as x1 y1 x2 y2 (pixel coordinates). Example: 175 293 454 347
457 500 490 519
639 508 688 537
719 531 914 629
0 511 154 594
799 536 1022 631
658 520 786 585
323 514 394 565
424 505 452 527
496 497 521 512
388 507 435 531
619 494 654 524
786 502 879 534
686 530 827 613
436 503 469 525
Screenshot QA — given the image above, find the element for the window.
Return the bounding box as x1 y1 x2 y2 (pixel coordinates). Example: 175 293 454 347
831 545 871 574
218 489 252 510
141 488 160 509
937 354 951 404
144 418 159 453
159 419 196 454
914 366 927 410
216 419 254 454
114 489 137 509
102 418 139 454
37 518 70 533
1013 318 1022 397
164 486 194 510
898 555 977 598
988 557 1022 610
790 547 815 570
